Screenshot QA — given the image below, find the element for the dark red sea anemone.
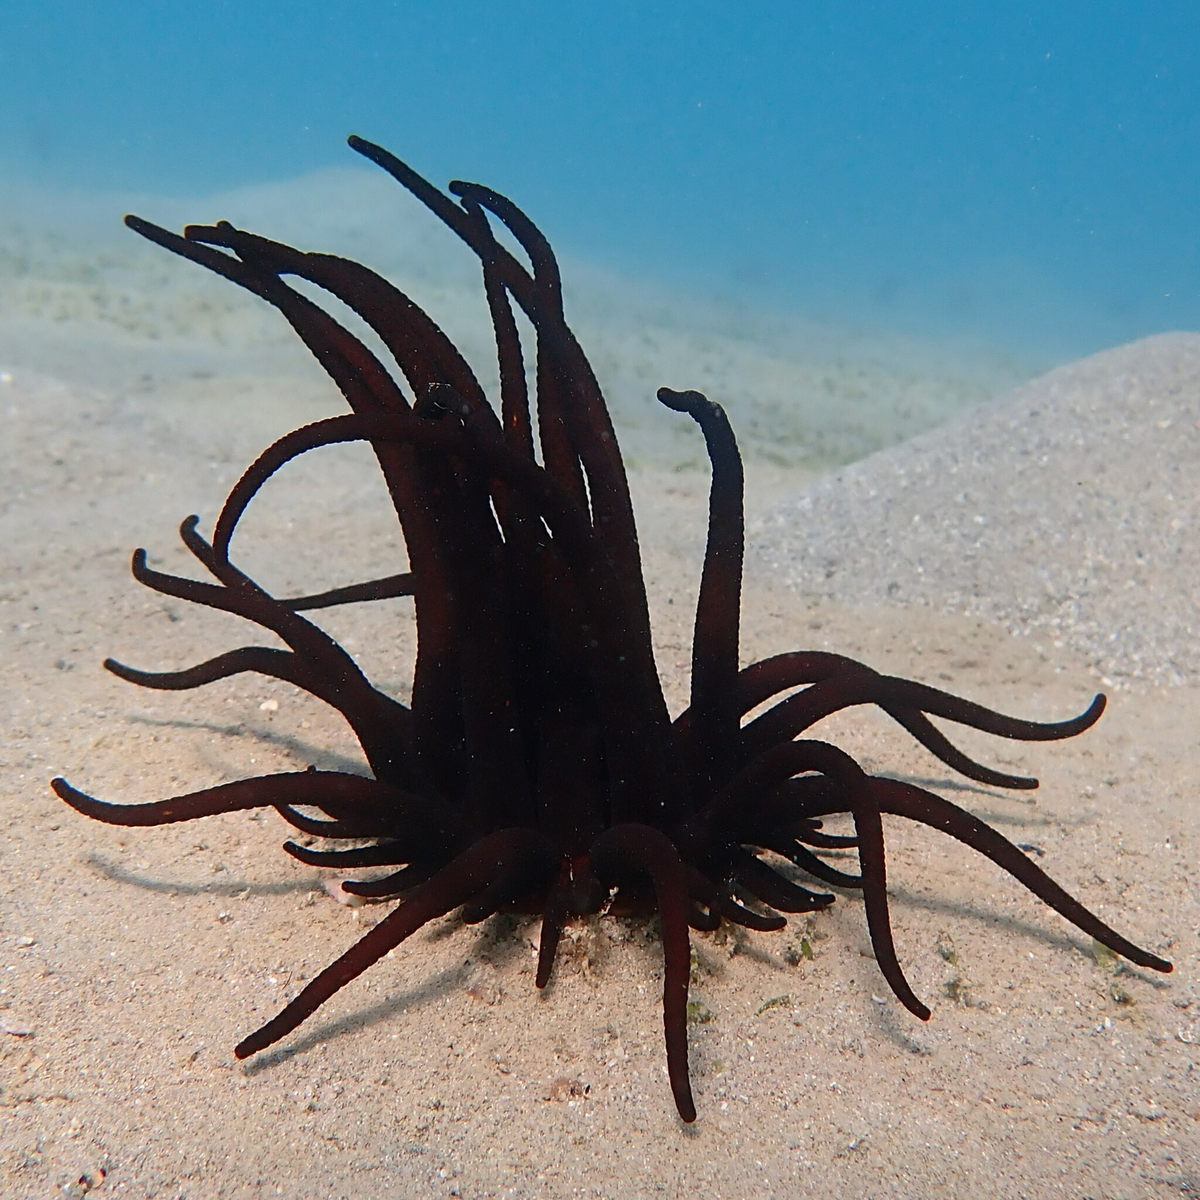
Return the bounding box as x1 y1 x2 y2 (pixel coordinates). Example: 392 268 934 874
53 137 1171 1122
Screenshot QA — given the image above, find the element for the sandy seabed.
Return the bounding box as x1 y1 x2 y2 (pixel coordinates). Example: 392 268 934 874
0 174 1197 1198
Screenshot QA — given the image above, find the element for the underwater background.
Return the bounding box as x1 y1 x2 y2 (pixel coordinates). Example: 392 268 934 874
1 2 1198 481
2 7 1199 1196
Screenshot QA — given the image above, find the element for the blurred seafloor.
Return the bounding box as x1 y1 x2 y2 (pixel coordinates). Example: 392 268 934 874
0 168 1039 484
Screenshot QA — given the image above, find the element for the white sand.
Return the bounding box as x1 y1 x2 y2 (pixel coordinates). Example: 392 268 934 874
752 334 1200 688
1 173 1197 1198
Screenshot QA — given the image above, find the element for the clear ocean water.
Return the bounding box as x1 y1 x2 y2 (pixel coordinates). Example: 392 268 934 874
1 1 1197 364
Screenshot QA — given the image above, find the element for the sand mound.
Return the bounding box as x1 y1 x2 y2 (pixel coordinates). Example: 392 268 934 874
752 333 1200 687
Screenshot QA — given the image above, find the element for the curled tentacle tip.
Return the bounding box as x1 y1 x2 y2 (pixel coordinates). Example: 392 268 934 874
444 181 494 209
183 223 232 244
1136 950 1173 974
656 387 707 413
50 778 101 816
102 657 158 687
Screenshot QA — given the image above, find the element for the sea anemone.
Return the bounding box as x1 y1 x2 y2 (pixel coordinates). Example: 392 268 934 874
53 137 1171 1122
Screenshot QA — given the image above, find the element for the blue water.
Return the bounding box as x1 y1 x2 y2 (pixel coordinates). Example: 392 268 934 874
2 1 1198 360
